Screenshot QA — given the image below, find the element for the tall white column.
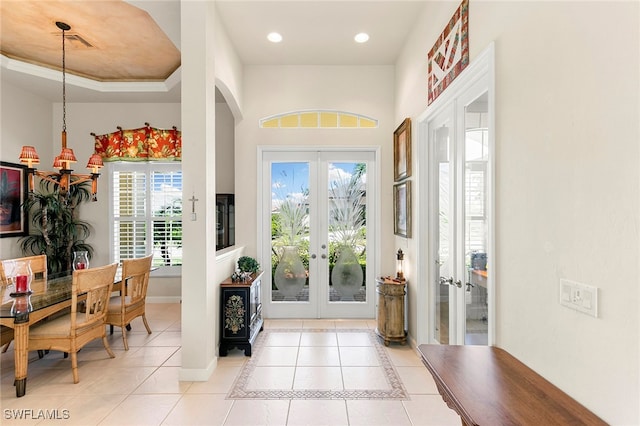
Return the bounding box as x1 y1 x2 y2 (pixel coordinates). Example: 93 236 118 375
179 0 218 380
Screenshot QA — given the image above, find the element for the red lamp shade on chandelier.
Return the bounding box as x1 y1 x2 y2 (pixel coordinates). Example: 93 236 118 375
18 146 40 168
18 21 103 201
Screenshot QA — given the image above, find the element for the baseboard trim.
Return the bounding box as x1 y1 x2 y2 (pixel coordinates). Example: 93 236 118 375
179 357 218 381
146 296 182 304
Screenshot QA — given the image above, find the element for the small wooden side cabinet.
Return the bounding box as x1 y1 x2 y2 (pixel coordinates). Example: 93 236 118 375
375 277 407 346
219 271 263 356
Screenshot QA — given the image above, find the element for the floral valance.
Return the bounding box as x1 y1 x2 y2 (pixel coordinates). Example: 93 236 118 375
92 123 181 162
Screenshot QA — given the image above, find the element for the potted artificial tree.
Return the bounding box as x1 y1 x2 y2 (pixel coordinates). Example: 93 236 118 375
19 181 94 276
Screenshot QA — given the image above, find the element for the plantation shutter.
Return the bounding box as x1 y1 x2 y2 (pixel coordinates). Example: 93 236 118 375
113 170 147 262
111 163 182 270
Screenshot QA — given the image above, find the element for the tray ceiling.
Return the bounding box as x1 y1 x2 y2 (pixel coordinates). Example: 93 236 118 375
0 0 180 82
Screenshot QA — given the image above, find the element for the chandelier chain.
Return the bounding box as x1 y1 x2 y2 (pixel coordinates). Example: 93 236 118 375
18 21 103 202
61 25 66 132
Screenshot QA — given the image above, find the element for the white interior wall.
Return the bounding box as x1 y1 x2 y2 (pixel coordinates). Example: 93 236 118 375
213 6 243 120
215 98 235 193
0 82 52 259
179 0 218 381
395 1 639 423
235 65 396 277
394 1 462 345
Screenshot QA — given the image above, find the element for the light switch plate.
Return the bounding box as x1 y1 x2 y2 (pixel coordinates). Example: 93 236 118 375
559 279 598 318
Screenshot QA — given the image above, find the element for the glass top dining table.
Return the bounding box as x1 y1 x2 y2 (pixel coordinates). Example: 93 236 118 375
0 268 125 397
1 269 125 318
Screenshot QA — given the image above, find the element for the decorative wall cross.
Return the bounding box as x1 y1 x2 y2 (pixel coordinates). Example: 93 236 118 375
188 194 199 220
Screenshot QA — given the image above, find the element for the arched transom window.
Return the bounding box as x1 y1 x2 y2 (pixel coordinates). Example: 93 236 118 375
259 110 378 129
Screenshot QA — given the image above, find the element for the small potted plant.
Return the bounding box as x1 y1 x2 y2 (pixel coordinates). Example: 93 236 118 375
234 256 259 281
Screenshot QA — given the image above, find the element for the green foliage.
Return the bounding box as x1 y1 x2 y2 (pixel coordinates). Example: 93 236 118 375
153 199 182 242
19 180 94 275
237 256 260 274
328 165 366 248
153 198 182 265
277 196 308 246
271 212 281 238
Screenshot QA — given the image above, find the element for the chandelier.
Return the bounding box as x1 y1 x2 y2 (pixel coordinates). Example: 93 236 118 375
19 21 103 201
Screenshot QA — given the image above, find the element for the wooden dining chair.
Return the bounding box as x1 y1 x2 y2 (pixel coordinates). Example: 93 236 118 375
0 260 13 352
0 261 6 285
27 263 118 384
106 254 153 350
1 254 47 283
0 326 13 348
0 254 48 354
23 254 47 281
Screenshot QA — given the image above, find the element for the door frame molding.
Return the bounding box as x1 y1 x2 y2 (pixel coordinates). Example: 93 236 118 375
257 145 381 319
416 42 496 345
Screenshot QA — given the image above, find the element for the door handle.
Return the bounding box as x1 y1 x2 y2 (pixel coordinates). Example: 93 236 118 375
321 254 327 259
440 277 462 288
311 254 317 259
439 276 453 285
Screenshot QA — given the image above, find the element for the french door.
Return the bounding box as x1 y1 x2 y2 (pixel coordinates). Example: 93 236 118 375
426 45 494 346
260 149 376 319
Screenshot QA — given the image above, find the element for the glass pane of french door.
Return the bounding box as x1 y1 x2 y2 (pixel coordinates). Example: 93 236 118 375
464 94 489 345
434 119 453 345
271 161 311 304
327 162 367 304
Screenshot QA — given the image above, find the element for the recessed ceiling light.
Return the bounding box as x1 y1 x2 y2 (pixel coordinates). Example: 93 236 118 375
267 32 283 43
354 32 369 43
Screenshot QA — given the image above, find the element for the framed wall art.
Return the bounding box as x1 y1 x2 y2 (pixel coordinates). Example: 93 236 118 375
393 118 412 182
0 161 28 238
427 0 469 105
393 180 411 238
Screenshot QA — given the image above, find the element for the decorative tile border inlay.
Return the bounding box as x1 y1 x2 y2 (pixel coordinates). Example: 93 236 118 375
227 328 409 400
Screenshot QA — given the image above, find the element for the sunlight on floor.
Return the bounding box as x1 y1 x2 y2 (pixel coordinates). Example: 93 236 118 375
1 304 459 425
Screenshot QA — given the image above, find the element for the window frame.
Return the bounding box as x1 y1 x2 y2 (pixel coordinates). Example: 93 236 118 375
108 161 182 277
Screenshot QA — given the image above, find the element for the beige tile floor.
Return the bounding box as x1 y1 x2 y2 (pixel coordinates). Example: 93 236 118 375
0 303 460 425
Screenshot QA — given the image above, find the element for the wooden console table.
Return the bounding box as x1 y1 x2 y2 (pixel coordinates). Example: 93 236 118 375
418 344 607 426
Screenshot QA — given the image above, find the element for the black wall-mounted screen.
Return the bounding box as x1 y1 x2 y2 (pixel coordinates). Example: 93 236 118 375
216 194 235 250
